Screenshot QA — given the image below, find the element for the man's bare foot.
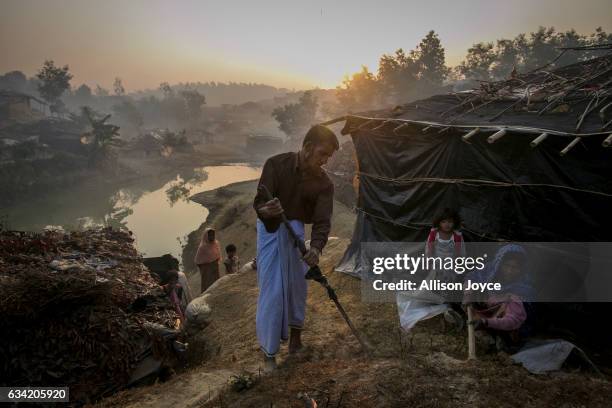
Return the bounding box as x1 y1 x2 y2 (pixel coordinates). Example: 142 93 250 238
288 327 303 354
263 355 277 372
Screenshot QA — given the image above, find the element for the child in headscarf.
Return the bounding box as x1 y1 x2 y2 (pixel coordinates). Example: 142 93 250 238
194 228 222 293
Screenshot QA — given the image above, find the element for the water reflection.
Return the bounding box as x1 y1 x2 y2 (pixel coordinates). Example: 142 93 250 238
2 164 261 259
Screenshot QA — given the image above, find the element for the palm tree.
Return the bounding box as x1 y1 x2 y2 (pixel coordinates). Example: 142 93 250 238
79 107 123 168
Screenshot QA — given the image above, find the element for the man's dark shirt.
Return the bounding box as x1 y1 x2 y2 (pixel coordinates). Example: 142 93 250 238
253 151 334 251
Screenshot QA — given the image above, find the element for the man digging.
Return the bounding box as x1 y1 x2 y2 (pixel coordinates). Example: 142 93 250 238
253 125 339 371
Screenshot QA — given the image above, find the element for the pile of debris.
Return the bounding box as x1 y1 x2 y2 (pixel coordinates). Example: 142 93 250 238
0 227 180 404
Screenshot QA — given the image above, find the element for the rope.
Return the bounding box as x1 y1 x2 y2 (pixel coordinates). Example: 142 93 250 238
354 207 510 242
344 114 612 137
358 171 612 198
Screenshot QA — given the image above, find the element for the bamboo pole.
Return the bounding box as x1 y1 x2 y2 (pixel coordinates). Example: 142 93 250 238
438 126 451 134
603 134 612 147
487 129 507 144
357 119 377 130
422 126 432 133
462 127 480 142
346 114 612 137
488 97 525 122
560 137 581 156
392 122 411 135
319 116 347 126
372 120 392 131
530 132 549 148
467 305 476 360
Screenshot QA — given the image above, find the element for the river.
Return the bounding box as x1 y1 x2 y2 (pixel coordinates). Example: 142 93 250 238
2 164 261 260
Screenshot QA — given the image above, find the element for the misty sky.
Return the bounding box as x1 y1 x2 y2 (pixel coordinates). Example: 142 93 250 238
1 0 611 91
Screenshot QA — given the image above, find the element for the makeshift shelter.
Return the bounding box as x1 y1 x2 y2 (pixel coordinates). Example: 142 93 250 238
325 50 612 362
329 53 612 278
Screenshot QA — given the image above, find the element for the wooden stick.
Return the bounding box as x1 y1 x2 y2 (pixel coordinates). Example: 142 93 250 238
437 126 451 134
357 119 377 130
462 127 480 143
487 129 507 144
576 97 596 130
538 66 612 116
448 98 498 123
467 305 476 360
422 125 432 133
603 134 612 147
372 120 392 131
488 97 524 122
530 132 549 148
560 137 581 156
319 116 347 126
575 95 600 132
392 122 411 135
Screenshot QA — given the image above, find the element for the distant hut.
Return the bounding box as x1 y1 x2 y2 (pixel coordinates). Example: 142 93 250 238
0 90 47 123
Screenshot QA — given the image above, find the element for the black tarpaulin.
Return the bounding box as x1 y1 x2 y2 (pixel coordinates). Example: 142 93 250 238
336 117 612 278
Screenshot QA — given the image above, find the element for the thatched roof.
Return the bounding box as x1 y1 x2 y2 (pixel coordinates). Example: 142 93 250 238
324 51 612 155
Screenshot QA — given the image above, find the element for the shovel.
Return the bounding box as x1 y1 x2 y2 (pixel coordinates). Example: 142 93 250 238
258 185 372 355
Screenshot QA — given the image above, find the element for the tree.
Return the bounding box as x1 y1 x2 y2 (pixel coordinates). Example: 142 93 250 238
159 82 174 98
112 99 143 130
95 85 109 97
377 49 419 103
79 107 122 168
415 30 447 86
272 91 318 137
457 26 611 82
180 89 206 122
336 66 379 112
489 38 521 80
73 84 93 107
113 77 125 96
74 84 92 99
36 60 73 114
458 42 496 81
